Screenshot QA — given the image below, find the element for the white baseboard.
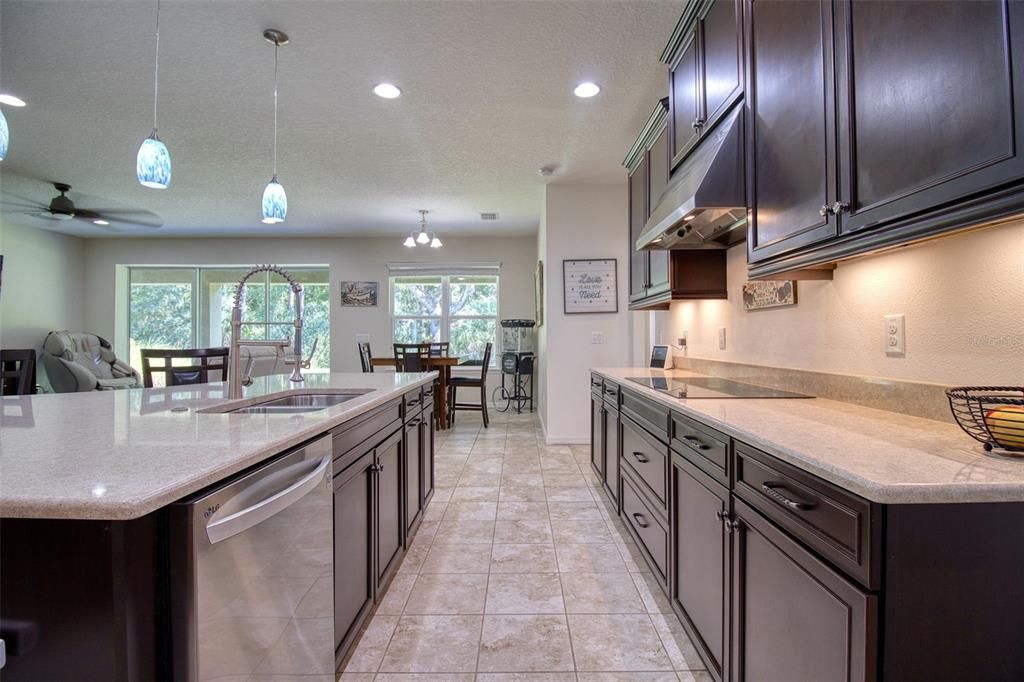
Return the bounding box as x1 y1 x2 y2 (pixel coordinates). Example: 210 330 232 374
544 436 591 445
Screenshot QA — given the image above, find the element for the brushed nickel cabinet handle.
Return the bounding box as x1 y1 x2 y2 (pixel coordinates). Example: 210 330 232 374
632 512 650 529
632 451 650 464
761 482 815 511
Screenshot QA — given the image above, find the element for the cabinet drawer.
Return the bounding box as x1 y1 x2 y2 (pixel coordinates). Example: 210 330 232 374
590 374 604 392
621 414 668 512
670 411 730 486
333 399 402 466
621 471 669 585
734 443 879 588
621 389 670 441
403 388 426 418
601 380 620 406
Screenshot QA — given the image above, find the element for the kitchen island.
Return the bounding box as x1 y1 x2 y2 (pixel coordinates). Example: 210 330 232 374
0 372 437 680
590 367 1024 682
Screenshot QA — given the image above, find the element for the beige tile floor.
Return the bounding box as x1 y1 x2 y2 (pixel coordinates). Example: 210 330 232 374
340 409 712 682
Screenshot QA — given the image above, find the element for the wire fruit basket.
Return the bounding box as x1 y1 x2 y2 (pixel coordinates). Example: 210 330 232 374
946 386 1024 454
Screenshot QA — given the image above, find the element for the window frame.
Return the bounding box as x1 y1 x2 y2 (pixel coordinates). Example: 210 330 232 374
389 270 500 366
126 265 331 373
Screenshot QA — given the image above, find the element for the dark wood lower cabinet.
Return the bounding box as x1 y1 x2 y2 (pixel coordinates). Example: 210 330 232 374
590 390 605 478
672 453 729 681
404 413 423 538
603 402 620 505
333 450 376 663
421 408 435 507
731 499 876 682
376 428 404 588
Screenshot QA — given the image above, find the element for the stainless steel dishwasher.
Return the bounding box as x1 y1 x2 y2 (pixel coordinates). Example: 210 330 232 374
169 434 333 681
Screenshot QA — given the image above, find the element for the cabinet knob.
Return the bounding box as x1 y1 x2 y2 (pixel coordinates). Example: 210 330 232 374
831 200 850 215
727 519 742 532
819 204 832 217
691 118 705 131
715 510 730 521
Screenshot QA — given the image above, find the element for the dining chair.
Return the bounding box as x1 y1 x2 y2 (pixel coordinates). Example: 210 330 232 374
393 343 431 372
141 347 230 388
447 342 493 427
0 349 36 395
357 341 374 373
428 342 450 357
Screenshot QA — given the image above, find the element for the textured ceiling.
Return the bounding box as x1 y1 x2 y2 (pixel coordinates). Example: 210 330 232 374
0 0 678 238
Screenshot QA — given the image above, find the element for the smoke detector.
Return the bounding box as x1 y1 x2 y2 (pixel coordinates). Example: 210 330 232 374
538 166 556 177
480 212 499 221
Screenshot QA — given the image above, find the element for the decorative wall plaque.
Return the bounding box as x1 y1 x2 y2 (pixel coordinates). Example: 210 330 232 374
562 259 618 314
742 280 797 311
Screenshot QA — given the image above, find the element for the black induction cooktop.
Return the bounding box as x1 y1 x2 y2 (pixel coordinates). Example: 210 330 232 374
625 376 814 399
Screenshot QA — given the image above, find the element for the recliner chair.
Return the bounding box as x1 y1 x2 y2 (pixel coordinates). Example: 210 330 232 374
41 331 142 393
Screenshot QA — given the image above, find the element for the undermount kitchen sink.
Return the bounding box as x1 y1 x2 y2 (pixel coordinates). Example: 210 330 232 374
207 391 371 415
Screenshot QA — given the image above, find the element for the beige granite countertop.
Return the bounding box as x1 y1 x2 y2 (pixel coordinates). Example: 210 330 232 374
0 372 435 520
594 367 1024 504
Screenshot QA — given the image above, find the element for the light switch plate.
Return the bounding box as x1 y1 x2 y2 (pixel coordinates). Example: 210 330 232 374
718 327 727 351
355 333 370 344
591 331 604 345
884 314 905 356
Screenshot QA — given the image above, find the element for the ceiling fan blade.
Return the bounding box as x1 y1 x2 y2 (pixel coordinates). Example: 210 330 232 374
72 212 163 229
0 200 46 211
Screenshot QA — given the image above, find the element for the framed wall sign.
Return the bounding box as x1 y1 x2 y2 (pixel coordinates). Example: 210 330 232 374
339 281 379 307
741 280 797 311
562 259 618 314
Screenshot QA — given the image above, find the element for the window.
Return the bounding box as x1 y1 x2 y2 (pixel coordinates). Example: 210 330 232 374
390 266 499 365
127 266 330 376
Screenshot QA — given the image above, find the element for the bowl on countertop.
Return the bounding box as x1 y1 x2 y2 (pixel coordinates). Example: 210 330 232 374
947 386 1024 455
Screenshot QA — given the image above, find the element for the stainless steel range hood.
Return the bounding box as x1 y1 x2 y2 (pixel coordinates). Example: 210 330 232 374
637 105 747 251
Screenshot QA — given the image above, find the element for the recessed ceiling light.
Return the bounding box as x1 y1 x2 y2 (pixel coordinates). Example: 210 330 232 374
93 219 110 226
0 94 27 107
574 82 601 98
373 83 402 99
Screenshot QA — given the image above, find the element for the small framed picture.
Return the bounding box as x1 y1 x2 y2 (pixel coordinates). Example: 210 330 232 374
741 280 797 311
562 259 618 314
339 281 378 307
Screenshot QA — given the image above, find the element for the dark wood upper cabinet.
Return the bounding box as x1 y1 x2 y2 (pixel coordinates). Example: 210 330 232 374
668 0 744 171
647 126 672 295
835 0 1024 235
746 0 839 264
670 32 702 167
628 156 649 302
731 499 876 682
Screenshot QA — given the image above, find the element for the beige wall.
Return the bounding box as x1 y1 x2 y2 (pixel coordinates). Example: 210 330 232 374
540 184 632 443
0 223 86 389
81 235 538 375
656 219 1024 385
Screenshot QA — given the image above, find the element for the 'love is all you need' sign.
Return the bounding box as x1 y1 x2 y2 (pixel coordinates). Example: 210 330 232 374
563 259 618 314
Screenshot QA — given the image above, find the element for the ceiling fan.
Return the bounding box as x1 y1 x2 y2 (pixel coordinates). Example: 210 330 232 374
1 182 163 229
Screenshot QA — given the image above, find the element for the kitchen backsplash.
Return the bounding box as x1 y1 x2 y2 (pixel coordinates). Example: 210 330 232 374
656 219 1024 397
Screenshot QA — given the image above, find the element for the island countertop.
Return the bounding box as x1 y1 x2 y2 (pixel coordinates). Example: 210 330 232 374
0 372 435 521
593 367 1024 504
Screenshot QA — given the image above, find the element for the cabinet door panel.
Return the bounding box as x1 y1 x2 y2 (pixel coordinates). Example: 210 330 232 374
334 453 375 655
603 406 620 504
421 415 435 506
404 417 422 537
838 0 1024 234
376 432 404 586
732 500 875 682
673 459 728 677
702 0 743 128
747 0 838 263
671 33 702 168
590 394 605 477
647 126 671 294
628 161 649 299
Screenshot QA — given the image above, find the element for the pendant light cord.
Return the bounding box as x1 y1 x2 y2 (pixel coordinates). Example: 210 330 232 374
273 41 279 177
152 0 161 131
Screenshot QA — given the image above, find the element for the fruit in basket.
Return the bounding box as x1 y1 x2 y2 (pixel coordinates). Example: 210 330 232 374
984 406 1024 449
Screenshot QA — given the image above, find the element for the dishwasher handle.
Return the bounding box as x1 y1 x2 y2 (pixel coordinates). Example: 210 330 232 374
206 455 331 544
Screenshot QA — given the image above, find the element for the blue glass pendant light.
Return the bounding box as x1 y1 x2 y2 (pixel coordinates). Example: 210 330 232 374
0 108 8 162
137 0 170 188
262 29 289 224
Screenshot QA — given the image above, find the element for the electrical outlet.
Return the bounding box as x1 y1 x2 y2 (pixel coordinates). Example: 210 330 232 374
355 333 370 344
884 314 905 356
591 331 604 345
718 327 727 351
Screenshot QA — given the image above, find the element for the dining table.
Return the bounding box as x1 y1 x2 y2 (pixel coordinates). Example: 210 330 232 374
370 355 461 430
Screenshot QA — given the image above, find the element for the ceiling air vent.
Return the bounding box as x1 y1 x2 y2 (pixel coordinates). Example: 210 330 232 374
480 212 499 221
